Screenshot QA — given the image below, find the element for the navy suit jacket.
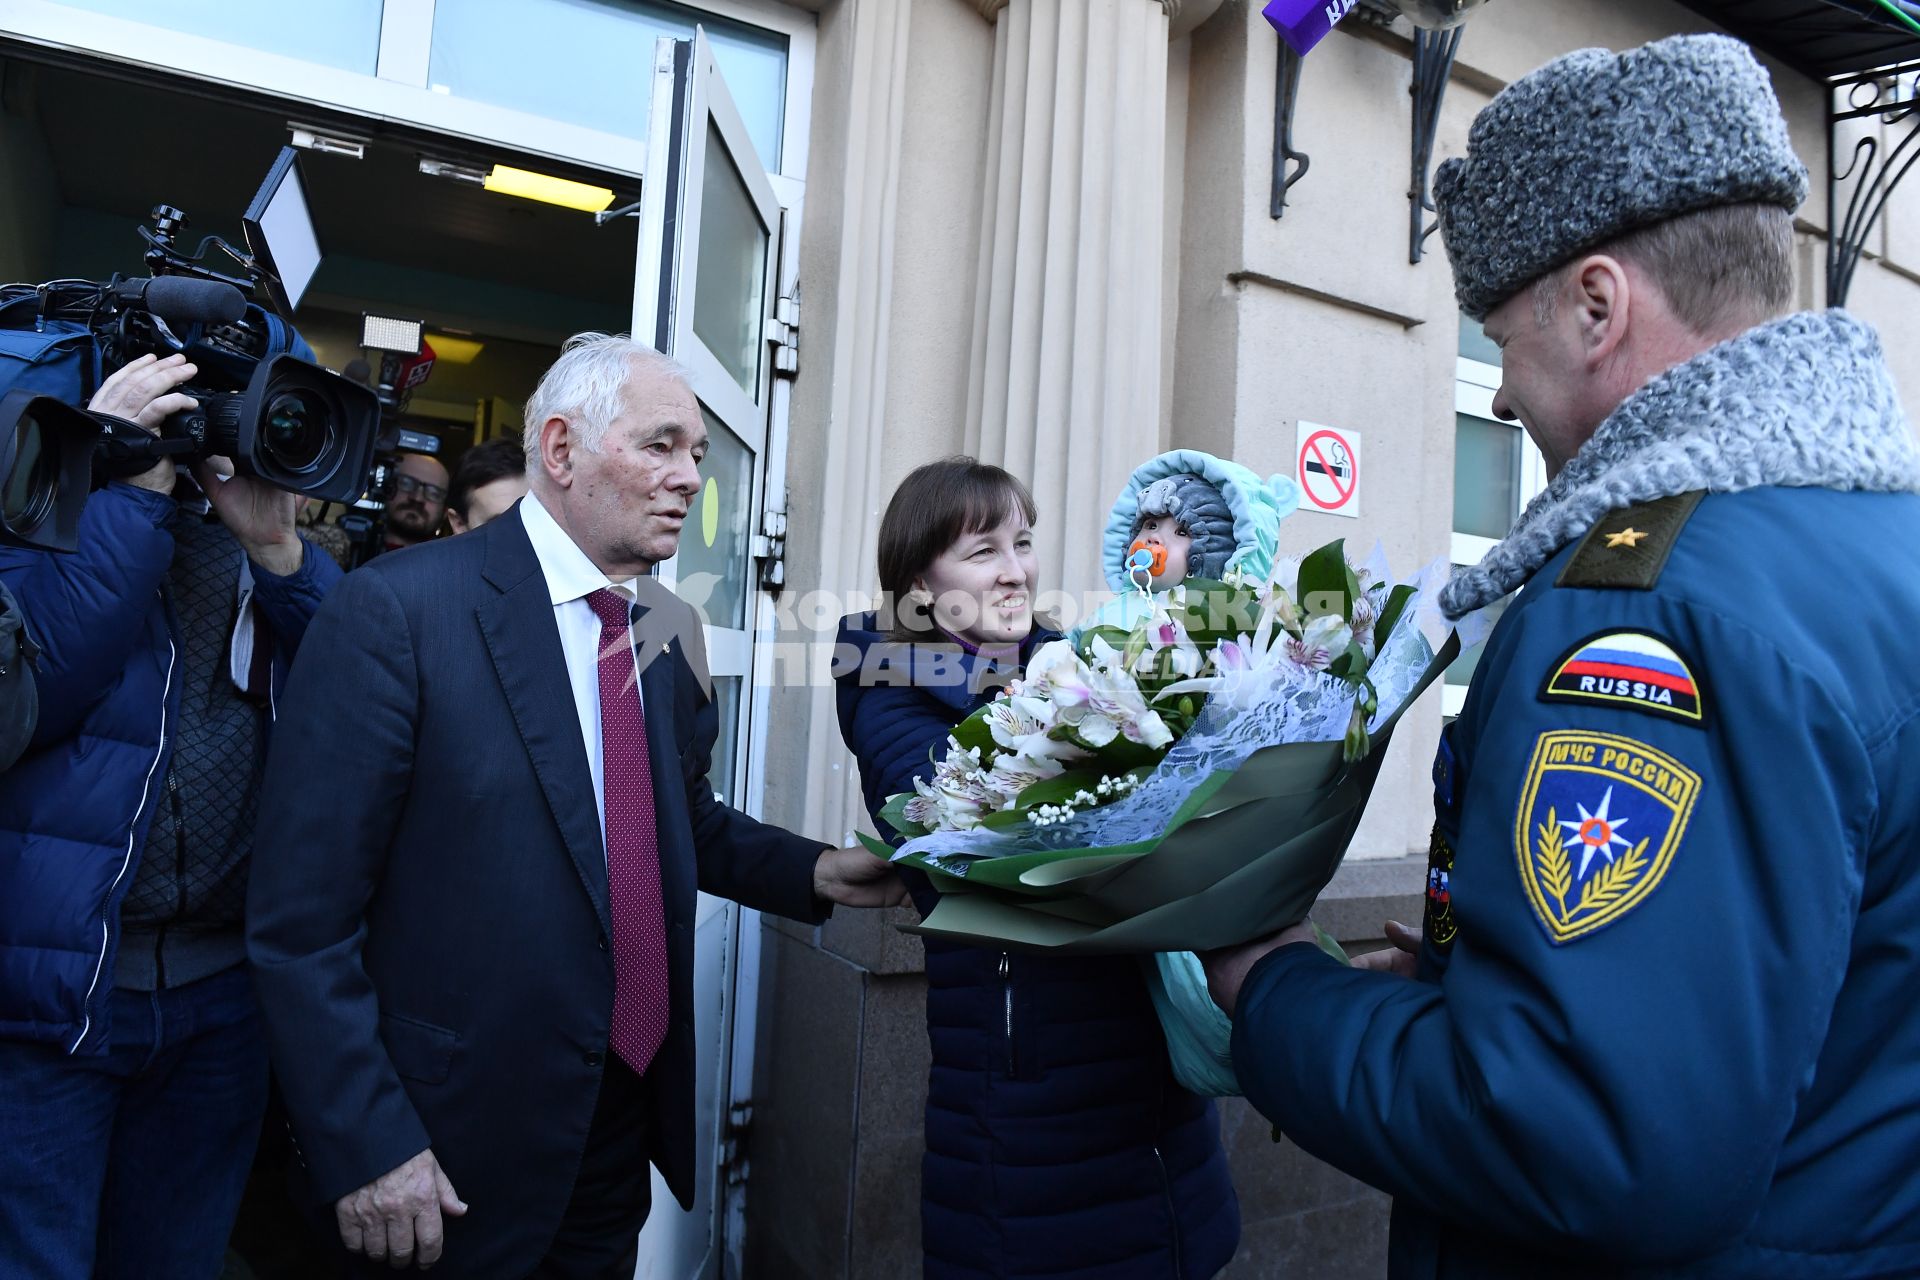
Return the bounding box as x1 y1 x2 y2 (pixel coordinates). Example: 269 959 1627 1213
247 504 827 1276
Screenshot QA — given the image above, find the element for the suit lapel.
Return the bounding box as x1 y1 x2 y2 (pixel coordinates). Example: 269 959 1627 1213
475 514 611 936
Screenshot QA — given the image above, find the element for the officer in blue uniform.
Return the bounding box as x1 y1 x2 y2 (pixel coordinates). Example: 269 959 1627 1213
1204 34 1920 1279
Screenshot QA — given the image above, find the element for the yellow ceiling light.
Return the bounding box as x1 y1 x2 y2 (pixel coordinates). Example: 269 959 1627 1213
424 333 485 364
481 164 615 213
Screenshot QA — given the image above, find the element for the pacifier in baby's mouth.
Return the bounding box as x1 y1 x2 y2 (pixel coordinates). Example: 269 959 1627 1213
1127 540 1167 594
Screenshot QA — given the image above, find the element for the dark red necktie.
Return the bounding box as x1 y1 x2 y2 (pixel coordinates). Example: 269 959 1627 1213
586 588 670 1075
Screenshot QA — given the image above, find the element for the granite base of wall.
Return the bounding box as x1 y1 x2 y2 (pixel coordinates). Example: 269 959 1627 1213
743 855 1426 1278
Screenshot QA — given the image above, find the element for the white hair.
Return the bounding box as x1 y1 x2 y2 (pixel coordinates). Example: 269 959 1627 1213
521 332 692 461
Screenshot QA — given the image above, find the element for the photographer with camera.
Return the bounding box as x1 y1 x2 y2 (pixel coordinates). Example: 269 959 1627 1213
381 452 451 553
0 349 343 1279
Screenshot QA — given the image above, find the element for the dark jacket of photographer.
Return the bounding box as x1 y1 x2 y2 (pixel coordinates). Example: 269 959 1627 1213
0 480 338 1054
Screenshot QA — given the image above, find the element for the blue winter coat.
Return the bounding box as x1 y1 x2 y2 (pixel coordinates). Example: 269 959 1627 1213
835 615 1240 1279
1231 486 1920 1277
0 483 339 1054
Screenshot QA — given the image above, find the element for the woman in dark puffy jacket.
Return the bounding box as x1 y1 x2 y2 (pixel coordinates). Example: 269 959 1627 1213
834 457 1239 1279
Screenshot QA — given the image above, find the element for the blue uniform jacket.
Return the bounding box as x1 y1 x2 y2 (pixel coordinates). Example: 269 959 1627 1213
836 615 1240 1279
0 483 338 1054
1232 486 1920 1277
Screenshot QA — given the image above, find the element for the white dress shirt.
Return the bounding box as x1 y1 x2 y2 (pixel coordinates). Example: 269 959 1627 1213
519 491 644 842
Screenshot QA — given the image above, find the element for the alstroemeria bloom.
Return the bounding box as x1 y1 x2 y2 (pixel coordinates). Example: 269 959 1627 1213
1288 613 1352 672
911 741 1003 831
983 696 1047 751
1141 611 1204 680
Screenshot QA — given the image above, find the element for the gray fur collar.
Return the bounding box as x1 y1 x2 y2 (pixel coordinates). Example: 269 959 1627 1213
1442 309 1920 619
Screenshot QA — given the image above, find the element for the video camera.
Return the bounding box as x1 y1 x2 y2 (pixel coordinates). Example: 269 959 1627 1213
320 313 445 568
0 147 380 553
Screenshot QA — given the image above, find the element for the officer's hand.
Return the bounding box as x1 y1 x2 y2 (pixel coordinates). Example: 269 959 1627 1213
87 354 198 496
1350 919 1421 979
1201 921 1318 1018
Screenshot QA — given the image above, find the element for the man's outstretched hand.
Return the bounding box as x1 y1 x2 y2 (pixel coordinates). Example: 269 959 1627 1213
814 845 909 908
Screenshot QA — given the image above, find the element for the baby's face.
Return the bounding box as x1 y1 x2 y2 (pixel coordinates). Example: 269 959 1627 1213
1134 515 1193 589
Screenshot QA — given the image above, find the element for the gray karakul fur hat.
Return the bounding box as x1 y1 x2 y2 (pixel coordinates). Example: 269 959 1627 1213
1132 474 1236 579
1434 33 1809 321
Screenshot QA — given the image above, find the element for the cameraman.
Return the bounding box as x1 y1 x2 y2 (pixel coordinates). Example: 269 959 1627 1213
381 451 450 553
0 351 343 1279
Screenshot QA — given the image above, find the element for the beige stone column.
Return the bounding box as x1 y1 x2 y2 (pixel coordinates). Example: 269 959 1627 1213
780 0 918 857
965 0 1197 606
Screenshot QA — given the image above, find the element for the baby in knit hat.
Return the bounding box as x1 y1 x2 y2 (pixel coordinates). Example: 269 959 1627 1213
1127 472 1239 592
1077 450 1298 640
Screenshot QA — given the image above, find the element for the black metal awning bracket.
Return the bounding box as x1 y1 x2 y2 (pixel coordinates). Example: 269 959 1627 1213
1409 25 1466 264
1827 59 1920 304
1272 43 1311 219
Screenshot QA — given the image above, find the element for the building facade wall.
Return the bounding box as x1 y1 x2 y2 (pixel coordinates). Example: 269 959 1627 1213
749 0 1920 1275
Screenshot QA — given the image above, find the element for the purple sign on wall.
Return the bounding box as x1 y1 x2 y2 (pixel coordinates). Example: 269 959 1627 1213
1262 0 1360 56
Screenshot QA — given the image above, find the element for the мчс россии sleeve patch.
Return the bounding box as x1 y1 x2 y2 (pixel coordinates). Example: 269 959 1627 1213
1513 730 1702 945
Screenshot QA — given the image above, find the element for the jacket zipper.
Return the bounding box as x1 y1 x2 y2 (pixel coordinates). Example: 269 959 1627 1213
999 952 1016 1076
1152 1145 1183 1277
70 628 177 1053
1153 1079 1183 1277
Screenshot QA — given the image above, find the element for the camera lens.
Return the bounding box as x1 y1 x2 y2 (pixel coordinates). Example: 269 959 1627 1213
3 412 55 532
261 389 334 475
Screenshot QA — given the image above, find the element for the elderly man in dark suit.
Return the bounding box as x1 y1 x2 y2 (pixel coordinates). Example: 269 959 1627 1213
247 333 903 1277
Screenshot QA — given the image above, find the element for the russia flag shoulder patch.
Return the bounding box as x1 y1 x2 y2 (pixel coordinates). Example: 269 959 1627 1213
1539 630 1705 727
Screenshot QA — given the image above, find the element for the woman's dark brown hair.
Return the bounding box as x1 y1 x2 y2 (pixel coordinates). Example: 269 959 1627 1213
877 457 1038 642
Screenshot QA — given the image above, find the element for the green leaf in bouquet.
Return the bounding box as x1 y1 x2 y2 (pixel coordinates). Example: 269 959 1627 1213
1325 639 1370 681
1373 582 1417 654
948 710 997 756
1179 579 1262 644
1080 625 1134 656
876 792 930 839
1092 736 1167 771
1297 540 1360 622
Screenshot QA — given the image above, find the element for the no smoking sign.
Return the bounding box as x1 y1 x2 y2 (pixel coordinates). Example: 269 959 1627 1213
1295 422 1361 519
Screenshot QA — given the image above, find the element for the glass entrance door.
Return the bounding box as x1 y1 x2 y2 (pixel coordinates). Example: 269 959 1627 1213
630 28 783 1280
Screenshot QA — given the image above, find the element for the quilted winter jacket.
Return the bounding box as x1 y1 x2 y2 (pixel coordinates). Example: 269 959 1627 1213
835 615 1240 1279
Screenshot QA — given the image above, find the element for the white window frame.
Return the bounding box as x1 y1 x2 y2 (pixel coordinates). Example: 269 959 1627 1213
1445 354 1547 716
0 0 815 184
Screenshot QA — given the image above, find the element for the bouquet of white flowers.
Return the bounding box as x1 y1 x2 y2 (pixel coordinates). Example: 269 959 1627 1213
861 540 1464 1093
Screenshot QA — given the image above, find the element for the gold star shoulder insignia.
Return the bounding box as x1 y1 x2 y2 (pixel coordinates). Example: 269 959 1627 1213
1605 527 1648 549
